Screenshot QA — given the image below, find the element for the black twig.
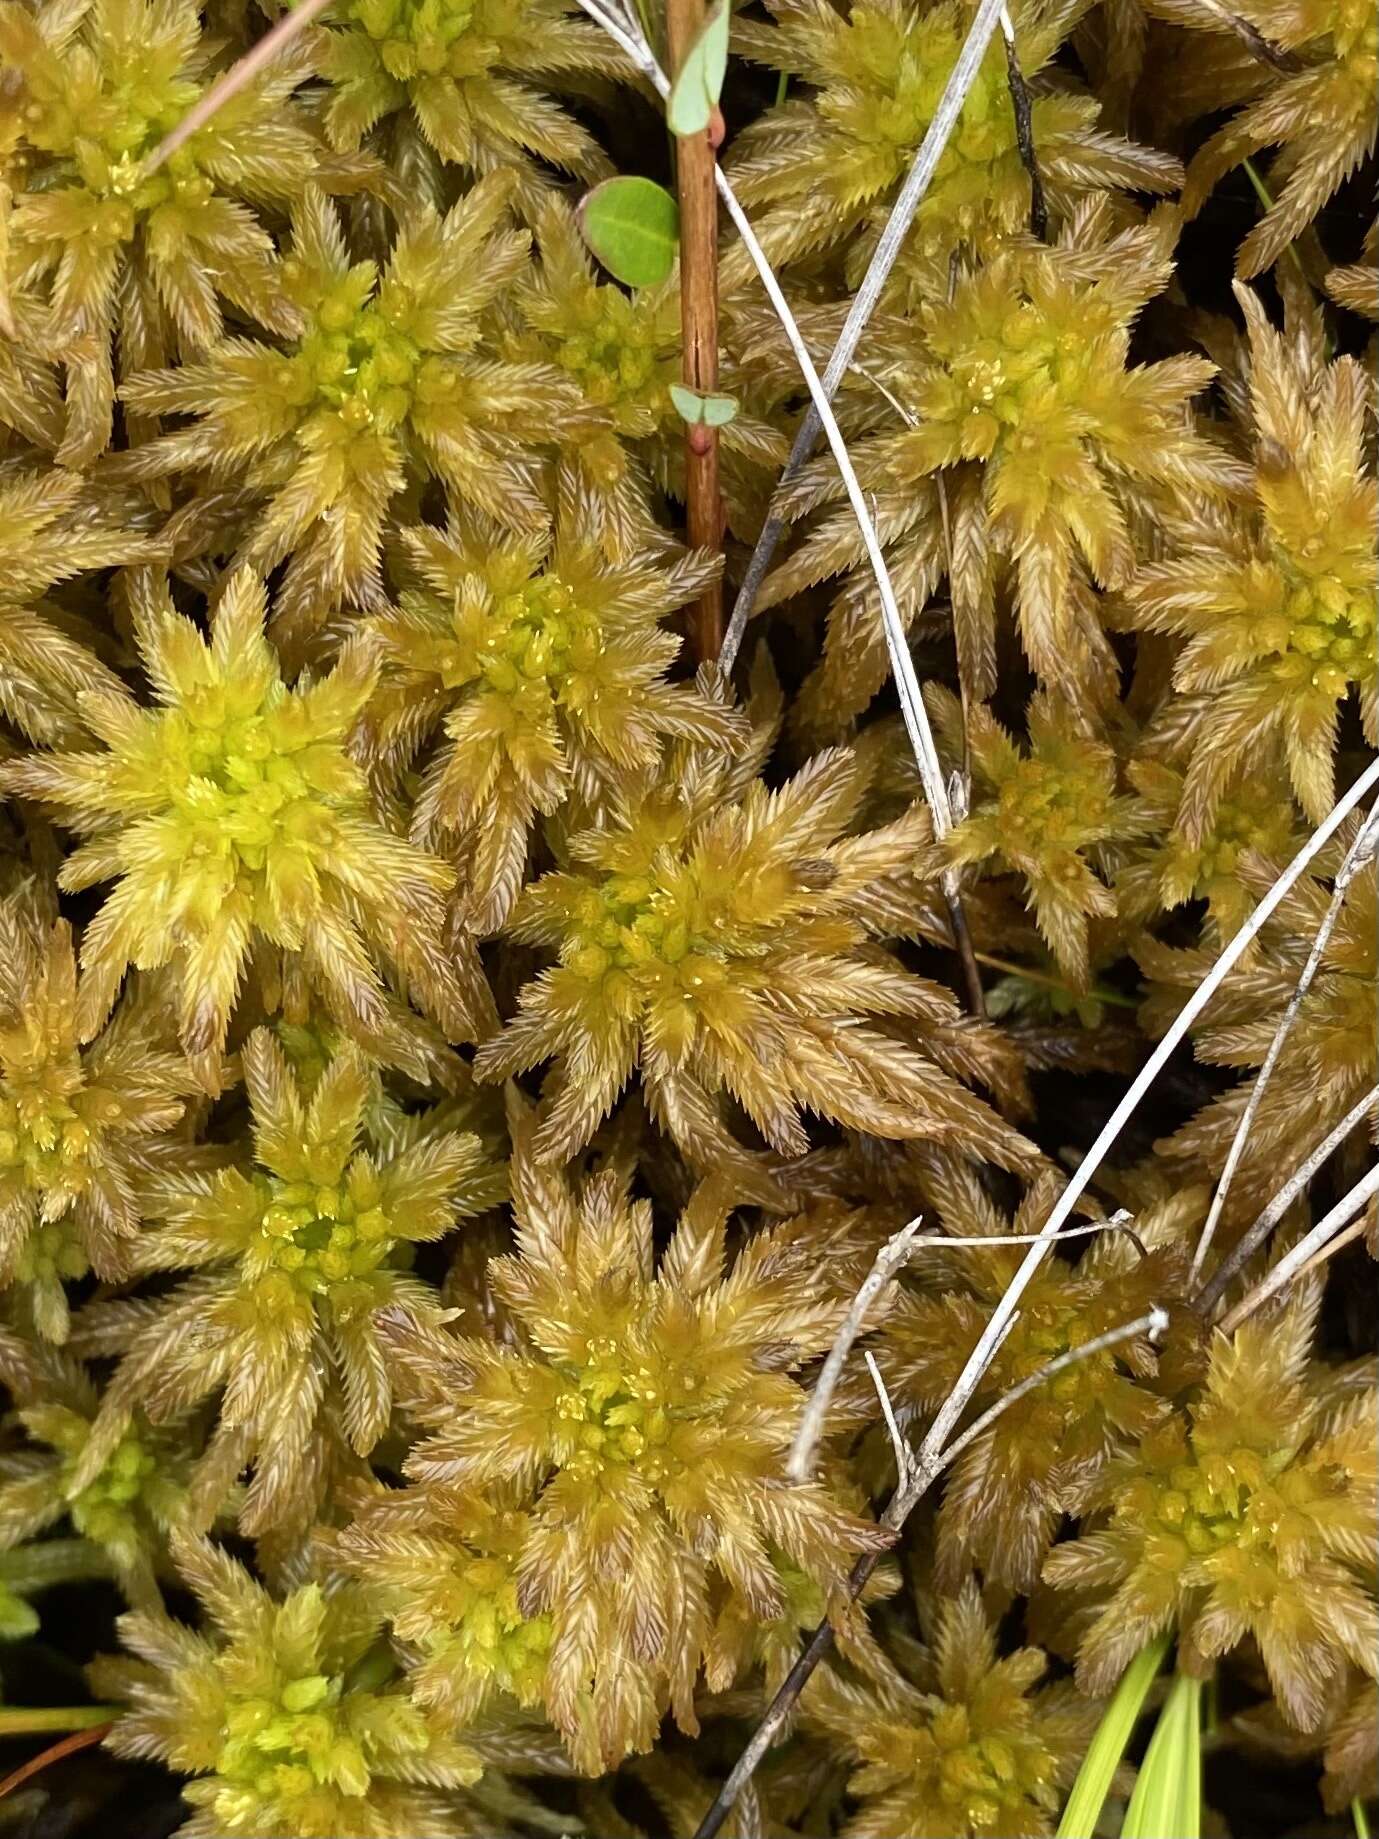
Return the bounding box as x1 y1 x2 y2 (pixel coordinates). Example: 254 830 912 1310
1001 14 1049 242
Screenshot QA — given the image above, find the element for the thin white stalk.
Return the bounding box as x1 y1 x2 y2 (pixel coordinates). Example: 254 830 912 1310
1286 1215 1370 1285
718 0 1010 671
694 1303 1160 1839
1199 1083 1379 1313
1190 800 1379 1287
905 1217 1143 1251
864 1351 912 1491
787 1216 924 1483
712 166 955 829
788 1206 1146 1486
882 1306 1022 1527
909 752 1379 1473
926 1308 1168 1478
1217 1162 1379 1334
141 0 335 175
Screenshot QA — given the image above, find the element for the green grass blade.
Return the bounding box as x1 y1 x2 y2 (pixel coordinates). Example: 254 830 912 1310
1355 1799 1373 1839
1121 1671 1202 1839
1056 1635 1171 1839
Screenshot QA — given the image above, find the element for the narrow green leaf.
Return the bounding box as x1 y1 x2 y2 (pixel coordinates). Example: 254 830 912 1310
577 177 679 289
1355 1799 1373 1839
1120 1671 1202 1839
670 384 738 427
667 3 730 137
1057 1635 1170 1839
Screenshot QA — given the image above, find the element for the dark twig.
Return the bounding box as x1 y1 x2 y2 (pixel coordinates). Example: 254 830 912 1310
999 9 1049 240
1194 0 1302 73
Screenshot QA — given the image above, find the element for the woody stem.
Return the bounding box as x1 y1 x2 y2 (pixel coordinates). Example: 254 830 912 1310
667 0 725 660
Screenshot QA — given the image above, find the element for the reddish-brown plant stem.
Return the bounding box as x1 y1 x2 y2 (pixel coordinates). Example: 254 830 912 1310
666 0 725 661
0 1723 112 1803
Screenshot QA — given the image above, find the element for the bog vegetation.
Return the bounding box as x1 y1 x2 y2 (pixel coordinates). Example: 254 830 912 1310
0 0 1374 1835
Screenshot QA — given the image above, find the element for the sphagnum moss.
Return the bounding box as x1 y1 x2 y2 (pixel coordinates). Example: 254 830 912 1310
0 4 1372 1835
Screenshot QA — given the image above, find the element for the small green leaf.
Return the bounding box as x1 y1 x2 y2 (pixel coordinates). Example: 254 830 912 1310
577 177 679 289
1056 1635 1169 1839
670 384 738 427
667 3 730 137
1120 1671 1202 1839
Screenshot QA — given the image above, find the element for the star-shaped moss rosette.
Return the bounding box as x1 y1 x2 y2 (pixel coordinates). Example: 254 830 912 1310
363 501 738 934
314 0 624 211
1117 752 1306 938
1123 284 1376 829
729 0 1183 299
379 1109 894 1770
331 1482 553 1729
89 1535 488 1839
0 1324 213 1606
474 723 1037 1183
2 569 494 1077
498 201 789 555
849 1156 1193 1590
802 1578 1099 1838
1045 1287 1378 1732
0 0 317 465
114 179 585 643
0 892 198 1342
69 1029 503 1535
942 689 1147 989
761 204 1242 732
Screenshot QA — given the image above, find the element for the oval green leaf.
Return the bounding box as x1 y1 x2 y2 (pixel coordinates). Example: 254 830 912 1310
669 383 739 428
578 176 679 289
667 2 730 137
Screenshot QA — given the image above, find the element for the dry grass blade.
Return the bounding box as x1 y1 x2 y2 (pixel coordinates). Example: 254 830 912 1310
690 1302 1167 1839
864 1351 912 1491
788 1215 924 1484
1199 1083 1379 1313
906 752 1379 1483
1189 799 1379 1287
141 0 336 176
919 1308 1167 1486
718 0 1010 672
1217 1161 1379 1333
